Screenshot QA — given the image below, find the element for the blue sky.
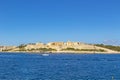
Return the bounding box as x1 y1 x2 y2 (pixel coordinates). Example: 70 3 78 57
0 0 120 45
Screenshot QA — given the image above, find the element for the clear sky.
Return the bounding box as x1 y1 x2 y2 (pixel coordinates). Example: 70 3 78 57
0 0 120 45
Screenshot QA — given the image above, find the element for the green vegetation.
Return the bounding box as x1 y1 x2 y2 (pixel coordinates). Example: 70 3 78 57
37 48 57 51
18 44 27 51
80 49 106 52
28 48 57 52
62 48 106 52
18 44 26 48
95 44 120 52
62 48 77 51
2 49 12 52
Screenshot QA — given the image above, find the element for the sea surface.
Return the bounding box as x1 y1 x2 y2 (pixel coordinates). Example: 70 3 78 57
0 53 120 80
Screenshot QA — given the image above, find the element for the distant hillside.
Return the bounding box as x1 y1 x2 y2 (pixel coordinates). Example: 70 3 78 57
0 42 119 53
10 42 118 53
95 44 120 52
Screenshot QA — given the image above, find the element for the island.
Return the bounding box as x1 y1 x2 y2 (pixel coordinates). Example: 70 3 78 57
0 41 120 54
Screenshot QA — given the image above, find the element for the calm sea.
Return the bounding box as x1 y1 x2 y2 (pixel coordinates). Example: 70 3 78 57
0 53 120 80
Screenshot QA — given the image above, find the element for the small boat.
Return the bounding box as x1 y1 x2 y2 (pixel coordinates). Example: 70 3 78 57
42 54 49 56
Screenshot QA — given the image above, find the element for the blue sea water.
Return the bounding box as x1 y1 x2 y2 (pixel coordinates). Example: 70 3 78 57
0 53 120 80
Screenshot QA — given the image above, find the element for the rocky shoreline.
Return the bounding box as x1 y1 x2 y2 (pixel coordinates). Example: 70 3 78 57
1 51 120 54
